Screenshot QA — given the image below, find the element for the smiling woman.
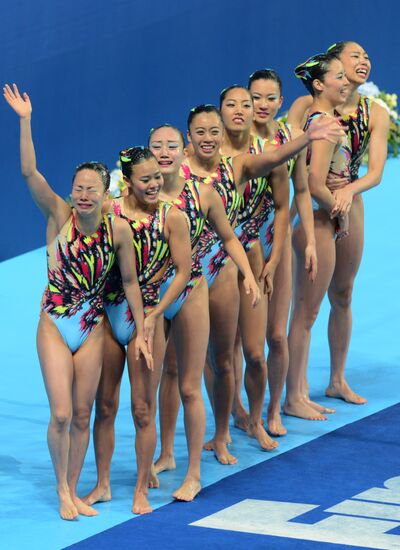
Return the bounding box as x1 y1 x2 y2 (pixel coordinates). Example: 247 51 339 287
3 83 149 521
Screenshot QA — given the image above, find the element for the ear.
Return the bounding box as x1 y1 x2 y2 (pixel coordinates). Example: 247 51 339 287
187 130 192 144
278 95 284 109
313 79 324 94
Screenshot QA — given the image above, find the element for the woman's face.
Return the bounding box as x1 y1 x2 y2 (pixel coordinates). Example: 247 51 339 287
188 112 223 160
71 169 106 216
149 127 185 176
125 157 163 205
249 78 283 124
316 58 349 106
339 42 371 85
220 88 253 132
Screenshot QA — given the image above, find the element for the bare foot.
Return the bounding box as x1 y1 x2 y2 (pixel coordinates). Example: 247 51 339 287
58 490 79 521
173 477 201 501
306 398 335 414
203 431 232 451
267 410 287 436
154 455 176 474
326 381 367 404
83 484 111 506
148 464 160 489
247 422 279 451
232 408 250 431
72 496 99 517
205 438 237 465
283 399 327 421
132 489 152 515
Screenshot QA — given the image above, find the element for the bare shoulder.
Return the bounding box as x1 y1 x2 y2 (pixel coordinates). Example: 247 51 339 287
370 100 390 129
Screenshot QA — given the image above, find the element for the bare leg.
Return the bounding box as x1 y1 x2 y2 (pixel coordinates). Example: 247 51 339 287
326 196 367 404
231 328 249 430
207 261 239 464
84 319 126 505
284 212 336 420
266 231 291 436
172 277 209 500
154 338 179 474
130 316 165 514
37 313 77 521
67 323 104 517
239 242 277 450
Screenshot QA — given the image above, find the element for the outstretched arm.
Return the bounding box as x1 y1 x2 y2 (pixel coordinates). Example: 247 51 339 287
233 114 345 185
3 83 67 220
114 218 153 369
201 185 260 306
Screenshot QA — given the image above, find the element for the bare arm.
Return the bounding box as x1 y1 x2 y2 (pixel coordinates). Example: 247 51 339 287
259 164 289 298
291 149 317 281
113 218 153 368
153 207 192 318
3 83 68 221
233 115 345 185
201 185 260 305
331 103 390 216
287 95 313 129
308 139 338 213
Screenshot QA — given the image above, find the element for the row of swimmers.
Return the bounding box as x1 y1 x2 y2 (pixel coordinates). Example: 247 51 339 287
3 40 389 520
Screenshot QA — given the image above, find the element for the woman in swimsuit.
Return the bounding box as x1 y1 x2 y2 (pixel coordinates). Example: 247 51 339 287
85 146 191 514
149 123 260 493
4 84 150 520
286 42 389 415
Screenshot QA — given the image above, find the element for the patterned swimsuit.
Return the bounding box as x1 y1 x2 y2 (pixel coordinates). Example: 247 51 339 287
181 157 241 287
42 212 116 353
160 180 206 320
234 135 270 252
259 122 293 259
105 199 172 346
338 96 371 180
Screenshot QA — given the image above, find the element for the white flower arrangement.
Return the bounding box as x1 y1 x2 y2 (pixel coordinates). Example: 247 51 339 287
109 161 126 198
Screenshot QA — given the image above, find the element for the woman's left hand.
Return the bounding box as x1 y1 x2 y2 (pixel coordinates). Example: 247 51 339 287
304 242 318 282
331 187 354 217
135 334 154 371
259 261 277 301
143 312 158 356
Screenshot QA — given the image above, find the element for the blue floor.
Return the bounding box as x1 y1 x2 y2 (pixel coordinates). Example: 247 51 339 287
0 159 399 550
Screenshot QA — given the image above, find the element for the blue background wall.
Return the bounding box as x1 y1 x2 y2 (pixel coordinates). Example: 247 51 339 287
1 0 398 260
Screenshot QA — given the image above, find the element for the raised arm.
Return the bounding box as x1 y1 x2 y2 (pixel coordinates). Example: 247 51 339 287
287 95 313 129
113 217 153 369
3 83 67 220
201 185 260 306
233 115 345 185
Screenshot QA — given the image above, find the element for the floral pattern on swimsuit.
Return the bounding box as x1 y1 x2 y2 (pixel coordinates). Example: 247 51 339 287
105 199 172 315
181 157 241 285
160 179 206 319
258 121 294 259
42 212 116 348
234 135 269 252
336 96 371 181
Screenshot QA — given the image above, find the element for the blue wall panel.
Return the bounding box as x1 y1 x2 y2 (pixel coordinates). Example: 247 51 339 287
1 0 398 260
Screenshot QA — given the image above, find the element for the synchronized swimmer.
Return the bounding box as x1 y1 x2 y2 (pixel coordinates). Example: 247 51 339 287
3 39 389 520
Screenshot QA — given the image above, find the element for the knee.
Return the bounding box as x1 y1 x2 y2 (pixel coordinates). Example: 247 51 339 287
163 357 178 378
179 381 201 406
95 396 119 423
72 406 92 432
244 347 265 370
51 410 72 432
213 353 233 377
266 331 287 353
132 401 152 429
329 286 353 310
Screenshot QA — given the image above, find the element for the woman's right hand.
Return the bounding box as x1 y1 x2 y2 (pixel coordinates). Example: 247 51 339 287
3 83 32 119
